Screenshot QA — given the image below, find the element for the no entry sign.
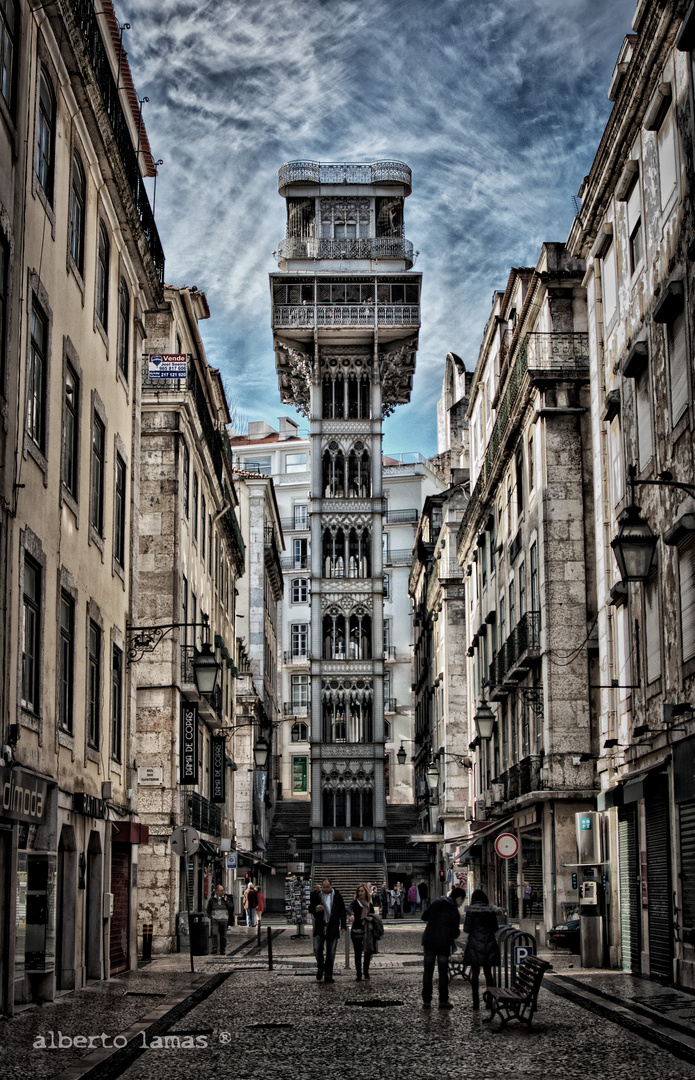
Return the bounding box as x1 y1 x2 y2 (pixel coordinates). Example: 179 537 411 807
494 832 520 859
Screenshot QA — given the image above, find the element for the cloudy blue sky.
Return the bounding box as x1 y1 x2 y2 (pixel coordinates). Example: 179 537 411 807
120 0 636 456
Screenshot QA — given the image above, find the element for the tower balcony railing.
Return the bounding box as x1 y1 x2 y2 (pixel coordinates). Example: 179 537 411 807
272 304 420 330
281 517 309 533
278 237 414 262
384 508 419 524
278 160 412 191
384 548 414 566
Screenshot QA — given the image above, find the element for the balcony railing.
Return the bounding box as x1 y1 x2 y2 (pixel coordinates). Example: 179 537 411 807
384 508 419 524
439 558 464 579
280 556 309 570
384 548 414 566
69 0 164 284
181 645 196 683
283 651 310 664
281 516 309 533
184 791 221 838
278 237 414 262
278 160 412 191
488 612 541 688
284 702 309 716
383 647 397 661
272 304 420 330
494 756 543 802
385 698 398 713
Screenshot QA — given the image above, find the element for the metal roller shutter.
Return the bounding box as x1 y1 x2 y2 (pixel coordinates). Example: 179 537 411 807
109 844 130 975
646 779 673 980
680 802 695 940
618 807 640 971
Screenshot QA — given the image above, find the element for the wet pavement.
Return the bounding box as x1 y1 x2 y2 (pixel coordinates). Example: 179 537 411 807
2 921 695 1080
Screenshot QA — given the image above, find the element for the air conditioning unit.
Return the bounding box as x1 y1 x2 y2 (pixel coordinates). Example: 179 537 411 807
492 783 504 804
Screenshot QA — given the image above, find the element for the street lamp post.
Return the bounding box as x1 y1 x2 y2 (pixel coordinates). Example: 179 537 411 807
611 465 695 584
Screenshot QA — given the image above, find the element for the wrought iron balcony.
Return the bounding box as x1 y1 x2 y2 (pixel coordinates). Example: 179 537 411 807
281 516 309 533
493 756 542 802
384 698 398 713
384 508 419 524
283 651 310 664
278 237 414 263
278 160 412 192
280 556 309 570
384 548 414 566
488 613 540 689
284 702 309 716
440 558 464 579
184 791 221 838
272 304 420 330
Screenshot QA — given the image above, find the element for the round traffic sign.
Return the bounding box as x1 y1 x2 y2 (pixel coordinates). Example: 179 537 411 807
494 832 519 859
169 826 200 857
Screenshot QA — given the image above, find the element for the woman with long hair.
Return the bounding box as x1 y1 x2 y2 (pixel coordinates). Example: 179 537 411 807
348 882 375 980
462 888 500 1009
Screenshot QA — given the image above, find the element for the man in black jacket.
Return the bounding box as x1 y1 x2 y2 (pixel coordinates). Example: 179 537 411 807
308 877 347 983
420 886 466 1009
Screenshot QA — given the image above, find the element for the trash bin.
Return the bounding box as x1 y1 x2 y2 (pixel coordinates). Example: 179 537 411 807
189 912 210 955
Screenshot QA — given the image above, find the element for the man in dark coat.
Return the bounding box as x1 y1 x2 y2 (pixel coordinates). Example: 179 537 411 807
309 877 347 983
420 886 466 1009
462 888 500 1008
206 884 234 955
417 879 429 912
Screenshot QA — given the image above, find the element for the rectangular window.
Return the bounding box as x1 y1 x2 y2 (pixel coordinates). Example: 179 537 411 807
680 537 695 664
214 532 218 587
27 298 47 450
291 623 308 658
627 177 643 274
90 414 105 534
291 577 308 603
246 455 271 475
207 515 212 574
114 454 126 567
286 453 307 473
182 575 188 648
291 673 309 708
508 581 515 633
191 592 197 649
499 594 506 645
0 0 15 108
59 592 74 733
635 366 653 469
193 473 198 539
294 504 308 529
182 443 190 518
293 538 307 569
63 363 79 496
22 556 40 712
96 223 109 331
644 575 661 684
36 69 54 201
515 446 524 515
530 542 539 614
117 278 129 377
201 494 206 561
383 620 391 654
528 429 535 492
111 644 123 761
657 106 678 209
519 562 526 618
383 573 390 599
602 241 617 325
88 620 101 747
609 416 623 507
667 310 689 427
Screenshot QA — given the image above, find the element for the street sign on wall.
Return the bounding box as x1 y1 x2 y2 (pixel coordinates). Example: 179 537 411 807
494 832 520 859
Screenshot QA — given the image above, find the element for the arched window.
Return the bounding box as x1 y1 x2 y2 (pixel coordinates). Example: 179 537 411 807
1 1 17 109
348 448 370 497
349 610 371 660
348 527 371 578
323 448 345 497
69 150 86 273
323 612 346 660
117 278 130 377
291 722 308 742
36 66 55 201
323 527 346 578
348 376 370 419
96 222 110 331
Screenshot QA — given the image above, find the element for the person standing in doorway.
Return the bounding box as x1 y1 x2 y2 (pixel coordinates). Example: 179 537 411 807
309 877 347 983
462 889 500 1010
420 886 466 1010
206 884 234 955
418 879 429 912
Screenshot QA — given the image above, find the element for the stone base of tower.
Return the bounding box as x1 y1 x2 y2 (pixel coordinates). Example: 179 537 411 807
312 830 384 867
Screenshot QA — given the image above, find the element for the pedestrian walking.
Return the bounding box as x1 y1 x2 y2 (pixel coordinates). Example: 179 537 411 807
308 877 347 983
407 882 419 915
256 886 265 924
243 882 259 927
417 879 429 912
420 886 466 1010
380 881 390 919
462 888 500 1010
349 883 375 981
206 884 234 955
393 881 404 919
522 880 534 918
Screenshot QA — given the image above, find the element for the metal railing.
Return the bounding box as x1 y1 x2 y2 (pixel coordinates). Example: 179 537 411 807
283 651 310 664
184 791 221 838
383 647 397 661
384 698 398 713
278 237 414 262
384 508 419 524
493 755 543 802
280 556 308 570
278 160 412 189
284 702 309 716
272 304 420 329
488 613 540 687
440 558 464 578
181 645 196 683
281 516 309 532
384 548 414 566
69 0 164 284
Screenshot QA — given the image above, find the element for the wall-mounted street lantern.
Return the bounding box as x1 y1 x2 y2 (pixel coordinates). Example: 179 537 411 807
397 742 407 766
126 617 221 698
426 757 440 789
474 699 496 741
253 737 270 769
611 465 695 584
191 641 219 697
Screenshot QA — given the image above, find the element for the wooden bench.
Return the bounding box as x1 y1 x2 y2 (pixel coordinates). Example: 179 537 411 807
483 954 550 1028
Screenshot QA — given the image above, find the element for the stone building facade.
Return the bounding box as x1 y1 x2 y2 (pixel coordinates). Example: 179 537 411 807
567 0 695 982
0 0 162 1012
455 245 598 939
134 286 244 954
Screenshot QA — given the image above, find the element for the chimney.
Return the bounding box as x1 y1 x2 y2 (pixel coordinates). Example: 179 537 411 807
278 417 299 441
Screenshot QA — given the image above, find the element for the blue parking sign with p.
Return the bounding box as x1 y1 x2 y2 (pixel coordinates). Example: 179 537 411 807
514 944 535 965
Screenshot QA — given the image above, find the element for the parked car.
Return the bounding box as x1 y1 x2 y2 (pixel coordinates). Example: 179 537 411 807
547 919 580 954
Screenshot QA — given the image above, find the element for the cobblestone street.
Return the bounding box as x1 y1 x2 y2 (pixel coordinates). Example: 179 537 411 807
4 923 695 1080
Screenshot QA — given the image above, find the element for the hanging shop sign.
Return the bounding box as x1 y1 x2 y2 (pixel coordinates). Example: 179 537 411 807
211 737 226 803
494 832 520 859
179 703 198 785
148 353 187 379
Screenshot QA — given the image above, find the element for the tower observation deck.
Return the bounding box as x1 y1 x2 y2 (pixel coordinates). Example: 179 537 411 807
270 160 421 866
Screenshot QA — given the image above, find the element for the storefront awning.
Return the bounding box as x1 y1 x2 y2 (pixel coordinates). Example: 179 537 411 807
447 814 517 859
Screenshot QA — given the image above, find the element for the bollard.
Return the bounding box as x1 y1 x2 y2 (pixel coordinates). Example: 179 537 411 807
257 920 262 948
142 922 153 963
344 926 350 968
267 926 273 971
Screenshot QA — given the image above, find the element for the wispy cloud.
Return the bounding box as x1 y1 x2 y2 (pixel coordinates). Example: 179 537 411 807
119 0 635 453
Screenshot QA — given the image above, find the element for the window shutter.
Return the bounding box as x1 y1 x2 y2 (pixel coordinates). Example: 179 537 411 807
645 576 661 683
680 536 695 663
668 311 689 426
635 369 653 468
